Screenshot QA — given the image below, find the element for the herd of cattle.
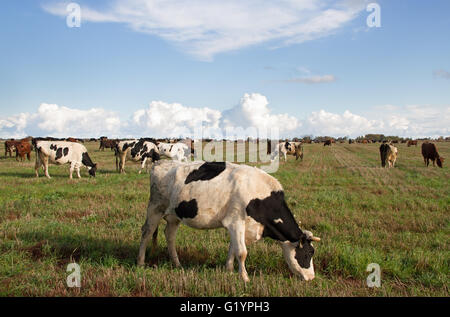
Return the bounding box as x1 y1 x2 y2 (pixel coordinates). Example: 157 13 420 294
1 135 445 281
2 137 446 178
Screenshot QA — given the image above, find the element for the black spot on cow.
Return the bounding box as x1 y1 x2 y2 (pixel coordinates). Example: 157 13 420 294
141 149 160 163
122 142 135 152
63 147 69 156
55 147 63 160
184 162 226 184
50 144 57 151
246 191 302 243
175 199 198 219
294 236 315 269
285 142 290 150
82 152 97 177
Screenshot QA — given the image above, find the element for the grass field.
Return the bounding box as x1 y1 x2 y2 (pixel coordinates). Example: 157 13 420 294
0 141 449 296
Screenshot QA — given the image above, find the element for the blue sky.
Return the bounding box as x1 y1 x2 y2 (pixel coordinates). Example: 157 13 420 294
0 0 449 138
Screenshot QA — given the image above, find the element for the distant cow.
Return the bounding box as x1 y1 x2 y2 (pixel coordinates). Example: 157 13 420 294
115 139 160 174
33 140 97 179
5 139 19 157
407 140 418 147
324 140 332 146
379 143 398 168
157 142 190 162
137 160 320 282
15 142 32 161
348 139 354 144
274 141 304 162
421 142 444 168
99 139 118 151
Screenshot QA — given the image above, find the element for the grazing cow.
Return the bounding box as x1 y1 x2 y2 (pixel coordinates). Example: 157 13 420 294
137 160 320 282
274 141 304 162
33 140 97 179
157 142 190 162
115 139 160 174
407 140 418 147
99 139 118 151
379 143 398 168
421 142 444 168
348 139 354 144
324 140 332 146
15 142 32 161
5 139 19 157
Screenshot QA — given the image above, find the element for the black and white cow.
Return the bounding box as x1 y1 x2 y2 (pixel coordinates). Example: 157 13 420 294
137 160 320 282
115 139 160 174
33 140 97 179
157 142 190 162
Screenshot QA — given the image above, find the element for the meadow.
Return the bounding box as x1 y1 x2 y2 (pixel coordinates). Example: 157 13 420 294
0 141 449 296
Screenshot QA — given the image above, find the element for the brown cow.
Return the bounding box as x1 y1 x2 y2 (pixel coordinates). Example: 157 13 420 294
421 142 444 168
5 139 19 157
407 140 418 147
99 139 118 151
324 140 332 146
15 142 32 161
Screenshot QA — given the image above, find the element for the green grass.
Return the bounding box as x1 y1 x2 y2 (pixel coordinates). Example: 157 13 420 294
0 141 449 296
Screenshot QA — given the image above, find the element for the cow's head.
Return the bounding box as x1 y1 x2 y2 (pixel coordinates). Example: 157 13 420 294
437 156 444 168
88 163 97 177
151 150 160 162
281 230 320 281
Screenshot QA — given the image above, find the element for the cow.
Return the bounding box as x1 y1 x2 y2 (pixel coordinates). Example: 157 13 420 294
407 140 418 147
379 143 398 168
273 141 304 162
137 160 320 282
324 140 332 146
115 139 160 174
348 139 354 144
5 139 19 157
99 139 118 151
421 142 444 168
157 142 190 162
33 140 97 179
15 142 32 161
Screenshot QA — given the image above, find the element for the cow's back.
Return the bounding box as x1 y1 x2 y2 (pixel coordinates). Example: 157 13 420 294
151 161 283 229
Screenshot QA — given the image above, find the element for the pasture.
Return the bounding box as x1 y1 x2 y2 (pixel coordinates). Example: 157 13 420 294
0 141 449 296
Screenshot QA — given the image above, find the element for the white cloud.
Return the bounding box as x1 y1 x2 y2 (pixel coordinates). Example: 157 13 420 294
433 69 450 80
221 93 300 137
130 100 221 138
0 103 121 139
42 0 366 60
284 74 336 84
1 96 448 140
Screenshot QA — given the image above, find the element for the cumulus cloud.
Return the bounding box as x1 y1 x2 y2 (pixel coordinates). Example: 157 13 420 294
221 93 300 138
130 100 221 138
42 0 366 60
1 96 448 139
0 103 121 139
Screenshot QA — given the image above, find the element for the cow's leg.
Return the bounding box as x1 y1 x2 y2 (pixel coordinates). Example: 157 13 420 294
43 157 51 179
35 154 42 178
139 157 147 174
69 163 74 179
225 244 235 272
76 166 81 179
137 203 165 266
164 215 181 267
226 222 249 282
120 153 127 174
